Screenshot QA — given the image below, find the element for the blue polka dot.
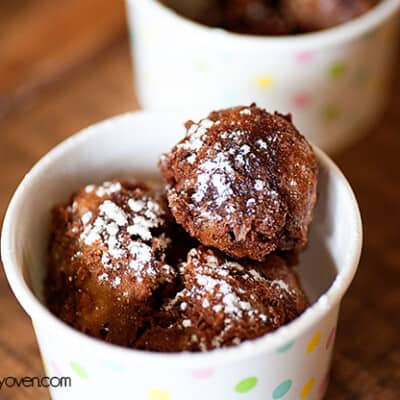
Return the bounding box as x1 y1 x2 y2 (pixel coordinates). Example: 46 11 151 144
273 380 292 399
276 341 294 353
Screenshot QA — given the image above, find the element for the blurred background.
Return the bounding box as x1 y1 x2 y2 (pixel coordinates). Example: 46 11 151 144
0 0 399 399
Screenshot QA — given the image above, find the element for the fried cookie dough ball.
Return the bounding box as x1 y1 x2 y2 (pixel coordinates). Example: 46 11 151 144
135 246 309 352
283 0 378 31
159 104 318 261
46 180 177 346
200 0 297 35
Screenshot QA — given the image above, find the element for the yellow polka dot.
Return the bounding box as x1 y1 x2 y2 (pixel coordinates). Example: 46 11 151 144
194 62 207 72
140 26 157 42
147 389 171 400
300 377 315 399
31 320 38 330
42 359 50 375
307 331 321 353
143 71 152 82
256 76 274 88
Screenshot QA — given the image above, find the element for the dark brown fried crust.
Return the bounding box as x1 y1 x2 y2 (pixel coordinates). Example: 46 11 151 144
46 181 178 346
283 0 378 31
159 104 318 261
161 0 377 35
134 246 309 352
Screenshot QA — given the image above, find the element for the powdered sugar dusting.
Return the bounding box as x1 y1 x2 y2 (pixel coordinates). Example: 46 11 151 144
127 216 154 241
182 319 192 328
99 200 128 226
256 139 268 149
77 182 172 288
128 199 145 212
81 211 92 225
178 118 215 153
169 248 269 332
98 272 109 282
129 242 153 274
240 144 251 154
161 247 301 350
192 153 233 206
84 184 95 193
240 108 252 116
96 182 121 197
254 179 265 191
271 279 293 294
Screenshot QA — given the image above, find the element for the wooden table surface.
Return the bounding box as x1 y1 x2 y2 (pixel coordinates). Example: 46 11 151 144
0 1 399 399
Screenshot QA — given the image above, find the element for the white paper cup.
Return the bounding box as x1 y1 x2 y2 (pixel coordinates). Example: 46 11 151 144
1 112 362 400
127 0 400 153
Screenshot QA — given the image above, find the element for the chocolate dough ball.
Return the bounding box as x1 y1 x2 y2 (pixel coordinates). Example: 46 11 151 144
282 0 378 31
200 0 298 35
135 246 309 352
46 180 177 346
159 104 318 261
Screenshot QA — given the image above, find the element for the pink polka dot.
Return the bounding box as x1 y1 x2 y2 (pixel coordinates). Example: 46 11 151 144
292 93 312 109
318 375 330 396
50 360 63 377
296 51 314 64
191 368 215 379
326 326 337 350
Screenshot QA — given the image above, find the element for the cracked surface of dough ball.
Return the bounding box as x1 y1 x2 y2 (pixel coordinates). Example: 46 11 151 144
160 104 318 261
135 246 309 352
283 0 378 31
201 0 298 35
46 180 177 346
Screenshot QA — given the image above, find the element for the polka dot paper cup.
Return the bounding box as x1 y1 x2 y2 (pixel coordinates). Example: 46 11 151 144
127 0 400 152
1 112 362 400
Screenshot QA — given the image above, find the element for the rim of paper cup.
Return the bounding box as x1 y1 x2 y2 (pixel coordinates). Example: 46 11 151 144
1 111 362 368
131 0 400 49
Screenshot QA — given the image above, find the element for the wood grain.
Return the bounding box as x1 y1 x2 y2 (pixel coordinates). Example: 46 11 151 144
0 0 127 116
0 1 399 399
0 39 136 399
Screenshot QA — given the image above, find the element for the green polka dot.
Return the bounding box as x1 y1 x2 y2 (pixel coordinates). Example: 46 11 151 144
322 105 340 122
354 69 370 88
235 376 258 393
273 380 292 399
71 361 88 379
329 62 346 79
363 29 378 41
276 340 294 353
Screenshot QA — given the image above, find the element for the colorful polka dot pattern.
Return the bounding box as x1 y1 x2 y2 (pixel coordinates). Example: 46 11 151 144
135 12 395 155
326 326 337 350
322 104 341 122
329 61 346 79
147 389 171 400
272 379 292 399
292 93 312 109
194 61 207 72
50 359 63 377
256 75 274 88
235 376 258 393
296 51 314 64
250 57 367 131
276 340 295 353
140 50 378 138
307 331 321 353
70 361 88 379
59 325 337 398
192 368 215 379
301 377 315 399
318 374 330 397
